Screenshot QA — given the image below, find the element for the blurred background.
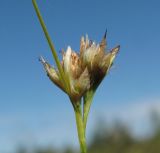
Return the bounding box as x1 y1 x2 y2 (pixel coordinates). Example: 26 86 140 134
0 0 160 153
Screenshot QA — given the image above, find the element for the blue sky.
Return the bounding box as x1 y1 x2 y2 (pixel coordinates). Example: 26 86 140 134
0 0 160 152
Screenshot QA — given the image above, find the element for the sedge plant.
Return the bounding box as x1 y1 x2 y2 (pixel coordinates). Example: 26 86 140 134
32 0 120 153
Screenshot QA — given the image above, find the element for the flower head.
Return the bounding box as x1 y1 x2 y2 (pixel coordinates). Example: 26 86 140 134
40 31 119 102
80 31 120 89
40 47 90 102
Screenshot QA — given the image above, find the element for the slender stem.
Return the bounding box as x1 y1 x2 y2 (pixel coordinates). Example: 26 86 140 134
83 89 95 132
32 0 70 93
74 104 87 153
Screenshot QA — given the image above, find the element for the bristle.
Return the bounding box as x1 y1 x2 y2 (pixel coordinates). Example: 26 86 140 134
104 28 107 39
111 45 120 54
39 56 46 64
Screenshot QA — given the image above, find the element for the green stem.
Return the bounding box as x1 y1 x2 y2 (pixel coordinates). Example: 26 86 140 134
83 89 95 132
74 104 87 153
32 0 70 93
